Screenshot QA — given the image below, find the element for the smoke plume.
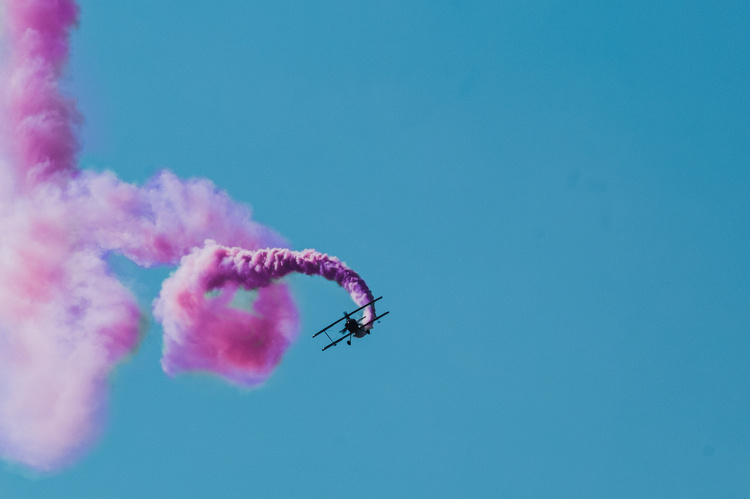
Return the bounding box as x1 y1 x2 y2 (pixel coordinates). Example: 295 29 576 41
0 0 375 471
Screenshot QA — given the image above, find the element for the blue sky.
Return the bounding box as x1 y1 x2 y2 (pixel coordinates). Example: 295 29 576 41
1 1 749 497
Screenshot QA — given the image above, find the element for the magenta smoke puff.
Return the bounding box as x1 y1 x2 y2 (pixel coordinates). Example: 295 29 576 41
0 0 377 472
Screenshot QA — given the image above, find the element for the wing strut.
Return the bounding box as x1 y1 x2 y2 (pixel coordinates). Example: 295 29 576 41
322 332 354 351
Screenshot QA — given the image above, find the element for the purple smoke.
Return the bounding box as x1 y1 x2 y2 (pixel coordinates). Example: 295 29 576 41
0 0 377 471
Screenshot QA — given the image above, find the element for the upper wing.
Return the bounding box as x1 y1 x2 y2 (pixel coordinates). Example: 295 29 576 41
347 296 382 317
313 316 348 338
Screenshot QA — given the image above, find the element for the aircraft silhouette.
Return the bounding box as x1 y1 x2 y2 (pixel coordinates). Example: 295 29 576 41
313 296 389 351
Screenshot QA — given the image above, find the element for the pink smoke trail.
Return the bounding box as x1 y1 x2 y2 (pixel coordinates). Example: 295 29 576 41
3 0 80 188
155 243 376 385
0 0 127 472
0 0 377 472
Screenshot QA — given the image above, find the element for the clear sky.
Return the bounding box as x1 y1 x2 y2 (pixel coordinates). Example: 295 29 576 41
1 1 749 497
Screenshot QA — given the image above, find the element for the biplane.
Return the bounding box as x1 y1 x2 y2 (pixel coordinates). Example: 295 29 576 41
313 296 389 351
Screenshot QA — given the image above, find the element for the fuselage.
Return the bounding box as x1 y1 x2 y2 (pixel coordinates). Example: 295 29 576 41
344 318 368 338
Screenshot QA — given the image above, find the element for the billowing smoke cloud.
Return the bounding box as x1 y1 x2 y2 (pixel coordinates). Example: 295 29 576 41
0 0 376 472
156 244 375 385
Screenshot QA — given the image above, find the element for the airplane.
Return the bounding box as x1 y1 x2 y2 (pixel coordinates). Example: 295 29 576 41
313 296 390 351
